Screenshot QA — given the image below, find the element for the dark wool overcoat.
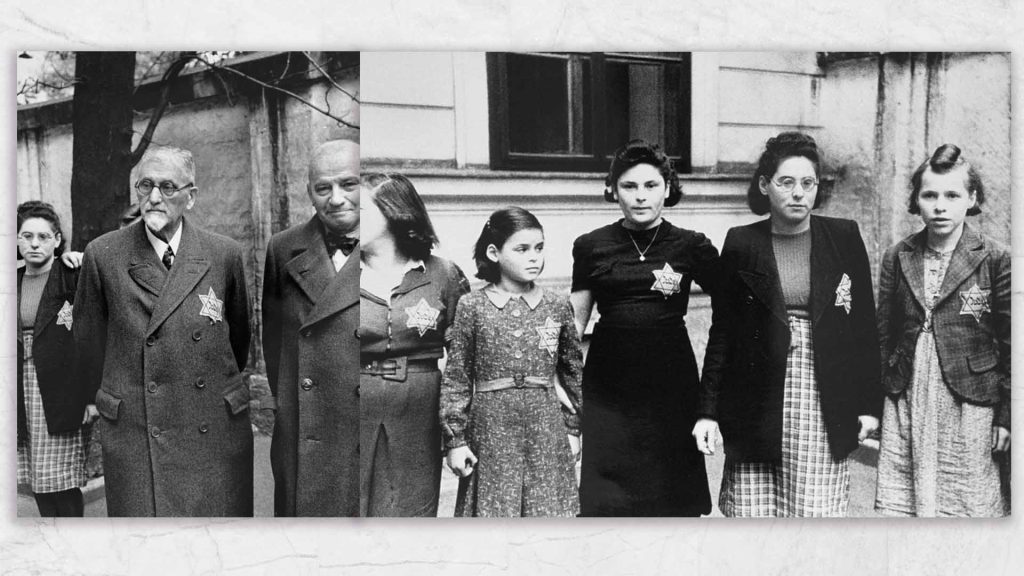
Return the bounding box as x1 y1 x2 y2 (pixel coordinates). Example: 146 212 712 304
17 262 85 439
699 216 882 462
74 218 253 516
262 218 360 517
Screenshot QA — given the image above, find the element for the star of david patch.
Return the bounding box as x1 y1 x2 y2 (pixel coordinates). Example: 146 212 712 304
959 283 991 323
198 287 224 324
56 300 73 331
651 263 682 298
405 298 440 337
535 316 561 358
834 273 852 315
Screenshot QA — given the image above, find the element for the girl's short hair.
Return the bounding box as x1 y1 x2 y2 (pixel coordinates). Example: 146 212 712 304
908 144 985 216
17 200 66 256
604 139 682 207
473 206 543 284
362 172 439 261
747 132 823 215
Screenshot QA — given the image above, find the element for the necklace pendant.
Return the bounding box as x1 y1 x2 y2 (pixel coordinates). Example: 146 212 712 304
639 255 646 262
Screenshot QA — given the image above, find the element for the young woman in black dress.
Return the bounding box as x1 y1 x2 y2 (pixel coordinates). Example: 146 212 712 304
571 140 720 516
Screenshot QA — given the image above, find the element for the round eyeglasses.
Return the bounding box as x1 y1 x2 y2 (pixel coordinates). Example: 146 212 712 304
135 179 194 198
772 177 819 193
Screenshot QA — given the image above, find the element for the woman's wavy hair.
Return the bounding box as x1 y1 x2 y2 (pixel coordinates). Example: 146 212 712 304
362 172 439 261
908 143 985 216
604 139 682 207
17 200 66 257
473 206 544 284
747 132 823 215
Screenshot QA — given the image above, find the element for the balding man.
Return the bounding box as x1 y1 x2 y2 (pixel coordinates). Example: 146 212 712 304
262 140 360 516
74 145 253 516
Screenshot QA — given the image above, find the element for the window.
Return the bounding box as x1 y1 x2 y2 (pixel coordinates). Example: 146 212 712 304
488 52 691 172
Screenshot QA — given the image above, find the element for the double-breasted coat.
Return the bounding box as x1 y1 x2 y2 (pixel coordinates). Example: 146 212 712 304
18 262 85 439
262 217 360 517
877 223 1011 429
699 216 882 462
74 218 253 516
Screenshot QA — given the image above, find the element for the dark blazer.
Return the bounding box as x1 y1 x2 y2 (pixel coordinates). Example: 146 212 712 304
74 218 253 517
700 215 881 462
877 223 1010 429
262 217 360 517
17 262 85 437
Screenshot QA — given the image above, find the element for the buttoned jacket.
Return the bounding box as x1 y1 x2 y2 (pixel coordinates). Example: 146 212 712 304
262 217 359 517
877 223 1010 429
74 218 253 516
700 216 882 462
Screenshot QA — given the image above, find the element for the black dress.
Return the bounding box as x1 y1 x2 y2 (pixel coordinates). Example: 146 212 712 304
572 219 719 516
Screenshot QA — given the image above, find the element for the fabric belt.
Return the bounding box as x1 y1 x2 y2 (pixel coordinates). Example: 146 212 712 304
475 374 552 393
360 357 438 382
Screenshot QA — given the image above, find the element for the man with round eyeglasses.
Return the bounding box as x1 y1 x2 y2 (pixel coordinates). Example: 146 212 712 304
74 145 254 516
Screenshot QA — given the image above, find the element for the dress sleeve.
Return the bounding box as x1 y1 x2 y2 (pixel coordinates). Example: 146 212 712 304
690 231 722 296
440 293 477 449
570 234 592 293
556 297 584 435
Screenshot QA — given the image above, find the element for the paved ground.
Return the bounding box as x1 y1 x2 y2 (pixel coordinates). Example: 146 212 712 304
18 433 880 518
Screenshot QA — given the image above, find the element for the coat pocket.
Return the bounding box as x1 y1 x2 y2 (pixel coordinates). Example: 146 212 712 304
223 381 251 415
967 349 999 374
95 388 123 421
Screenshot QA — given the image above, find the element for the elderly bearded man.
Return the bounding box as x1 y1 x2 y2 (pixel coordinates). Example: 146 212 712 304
75 145 253 517
262 140 360 516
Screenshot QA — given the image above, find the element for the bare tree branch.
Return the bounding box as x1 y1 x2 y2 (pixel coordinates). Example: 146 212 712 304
130 53 195 165
302 51 360 103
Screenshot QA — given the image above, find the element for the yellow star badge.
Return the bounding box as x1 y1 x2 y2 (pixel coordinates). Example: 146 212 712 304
651 263 682 298
959 283 991 323
535 316 561 357
56 300 73 331
198 287 224 324
834 273 852 314
405 298 440 337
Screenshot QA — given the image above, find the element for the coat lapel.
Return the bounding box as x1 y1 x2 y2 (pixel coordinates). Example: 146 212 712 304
33 264 65 338
809 216 843 327
897 230 928 310
933 223 987 309
301 245 360 330
146 218 211 337
737 219 789 328
127 221 169 297
284 219 334 305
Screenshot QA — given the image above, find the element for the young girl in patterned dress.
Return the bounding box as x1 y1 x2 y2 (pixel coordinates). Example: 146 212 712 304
441 207 584 517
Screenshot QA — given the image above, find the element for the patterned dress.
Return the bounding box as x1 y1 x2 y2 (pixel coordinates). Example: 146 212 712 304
875 248 1007 517
441 284 583 517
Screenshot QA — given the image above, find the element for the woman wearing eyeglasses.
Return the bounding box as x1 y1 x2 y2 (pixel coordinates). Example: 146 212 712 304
17 201 94 516
694 132 882 517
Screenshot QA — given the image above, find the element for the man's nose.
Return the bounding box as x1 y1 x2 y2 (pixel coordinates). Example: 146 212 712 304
147 188 164 204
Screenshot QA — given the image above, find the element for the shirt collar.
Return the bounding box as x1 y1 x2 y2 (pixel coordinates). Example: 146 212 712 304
358 258 425 272
483 283 544 310
144 220 183 257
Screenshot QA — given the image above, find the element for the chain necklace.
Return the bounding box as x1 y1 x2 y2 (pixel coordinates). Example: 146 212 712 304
626 222 661 262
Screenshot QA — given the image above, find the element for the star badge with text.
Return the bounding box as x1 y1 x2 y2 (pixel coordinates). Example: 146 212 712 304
959 283 991 323
56 300 73 331
834 273 852 314
405 298 441 337
535 316 561 357
198 287 224 324
651 263 682 298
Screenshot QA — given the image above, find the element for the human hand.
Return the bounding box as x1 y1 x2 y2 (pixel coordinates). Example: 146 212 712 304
858 415 880 445
568 434 581 461
692 418 720 455
61 251 84 269
82 404 99 425
554 381 576 414
992 426 1010 453
446 445 478 477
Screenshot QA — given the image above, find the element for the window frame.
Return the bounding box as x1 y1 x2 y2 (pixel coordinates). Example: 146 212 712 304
487 52 692 173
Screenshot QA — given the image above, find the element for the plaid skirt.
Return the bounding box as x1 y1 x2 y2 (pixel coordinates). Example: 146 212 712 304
17 331 88 494
719 317 850 517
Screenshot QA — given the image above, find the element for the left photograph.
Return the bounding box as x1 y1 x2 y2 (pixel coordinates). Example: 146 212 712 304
15 51 360 517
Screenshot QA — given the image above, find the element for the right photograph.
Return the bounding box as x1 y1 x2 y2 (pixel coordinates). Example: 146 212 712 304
358 52 1011 518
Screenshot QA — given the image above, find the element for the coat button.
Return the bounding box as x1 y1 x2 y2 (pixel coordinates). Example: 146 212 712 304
513 329 523 338
147 381 158 393
146 335 156 346
194 377 206 389
303 329 312 338
301 378 314 391
150 426 161 438
512 309 521 318
198 423 209 434
753 330 761 340
192 329 202 341
514 350 523 359
745 295 754 305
